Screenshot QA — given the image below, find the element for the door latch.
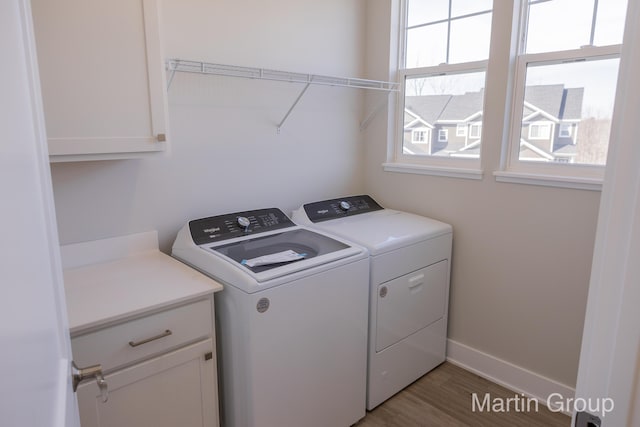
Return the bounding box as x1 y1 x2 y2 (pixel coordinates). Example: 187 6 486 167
72 361 109 402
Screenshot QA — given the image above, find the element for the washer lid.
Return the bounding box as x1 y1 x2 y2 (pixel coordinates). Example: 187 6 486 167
210 228 349 273
197 227 365 285
175 208 367 290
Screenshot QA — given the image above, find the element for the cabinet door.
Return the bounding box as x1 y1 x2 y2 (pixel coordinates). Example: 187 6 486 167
31 0 168 162
77 339 218 427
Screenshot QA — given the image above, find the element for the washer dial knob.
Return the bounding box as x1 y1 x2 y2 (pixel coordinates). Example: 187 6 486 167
339 201 351 211
237 216 251 230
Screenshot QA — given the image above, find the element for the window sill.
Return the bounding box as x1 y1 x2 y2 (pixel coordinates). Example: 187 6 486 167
493 170 602 191
383 162 484 180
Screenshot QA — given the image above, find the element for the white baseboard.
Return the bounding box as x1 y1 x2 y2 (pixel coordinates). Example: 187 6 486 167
446 339 575 415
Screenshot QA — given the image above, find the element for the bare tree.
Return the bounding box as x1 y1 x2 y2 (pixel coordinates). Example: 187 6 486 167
575 116 611 165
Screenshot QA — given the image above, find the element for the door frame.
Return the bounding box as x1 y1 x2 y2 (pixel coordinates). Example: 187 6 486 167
573 0 640 425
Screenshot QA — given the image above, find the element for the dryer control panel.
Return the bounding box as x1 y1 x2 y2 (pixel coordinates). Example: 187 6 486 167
189 208 295 245
303 195 383 223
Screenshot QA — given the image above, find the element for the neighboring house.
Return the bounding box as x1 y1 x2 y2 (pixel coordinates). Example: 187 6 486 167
404 84 584 162
519 85 584 163
403 95 451 155
434 89 484 158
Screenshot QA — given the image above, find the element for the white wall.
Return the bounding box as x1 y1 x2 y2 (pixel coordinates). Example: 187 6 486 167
50 0 368 252
363 0 601 388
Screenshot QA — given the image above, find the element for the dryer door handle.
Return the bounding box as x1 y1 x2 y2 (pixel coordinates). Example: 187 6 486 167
408 273 425 289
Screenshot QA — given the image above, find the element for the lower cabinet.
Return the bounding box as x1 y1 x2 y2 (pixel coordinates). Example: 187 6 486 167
77 339 216 427
71 297 219 427
61 233 223 426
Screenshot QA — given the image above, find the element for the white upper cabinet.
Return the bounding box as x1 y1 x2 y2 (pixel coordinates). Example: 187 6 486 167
31 0 168 162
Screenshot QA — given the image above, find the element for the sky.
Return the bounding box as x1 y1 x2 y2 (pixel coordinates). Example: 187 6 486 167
404 0 628 117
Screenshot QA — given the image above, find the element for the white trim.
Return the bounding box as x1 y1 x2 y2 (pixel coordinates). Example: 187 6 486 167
464 111 483 122
520 139 555 160
438 128 448 142
503 39 620 182
574 0 640 424
446 339 574 415
522 102 560 123
383 162 483 180
400 60 489 79
142 0 168 141
461 139 481 151
395 61 488 166
456 123 467 137
493 170 602 191
404 109 434 129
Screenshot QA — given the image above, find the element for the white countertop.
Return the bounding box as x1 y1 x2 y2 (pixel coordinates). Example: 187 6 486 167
61 231 223 335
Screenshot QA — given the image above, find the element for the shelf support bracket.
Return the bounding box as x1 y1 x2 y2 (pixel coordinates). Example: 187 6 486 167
359 93 392 132
277 82 311 134
166 66 177 91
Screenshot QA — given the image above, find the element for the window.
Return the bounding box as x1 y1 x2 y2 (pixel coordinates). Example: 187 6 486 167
395 0 493 170
528 122 552 140
559 123 573 138
505 0 627 178
469 122 482 139
412 129 428 143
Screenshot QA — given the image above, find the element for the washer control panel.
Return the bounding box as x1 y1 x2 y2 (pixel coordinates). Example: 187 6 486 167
189 208 295 245
303 195 383 223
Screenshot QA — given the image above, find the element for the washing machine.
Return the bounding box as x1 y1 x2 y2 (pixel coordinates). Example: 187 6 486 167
172 207 369 427
292 195 452 410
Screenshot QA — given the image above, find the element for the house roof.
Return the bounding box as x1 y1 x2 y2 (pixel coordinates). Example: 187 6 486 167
438 89 484 121
524 85 565 118
404 84 585 160
560 88 584 120
404 95 451 126
524 85 584 120
406 85 583 125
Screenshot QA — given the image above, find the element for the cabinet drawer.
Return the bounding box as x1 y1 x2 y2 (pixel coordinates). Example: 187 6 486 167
72 299 212 372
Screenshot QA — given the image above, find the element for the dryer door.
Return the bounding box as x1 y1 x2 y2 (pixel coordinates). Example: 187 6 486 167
376 260 448 352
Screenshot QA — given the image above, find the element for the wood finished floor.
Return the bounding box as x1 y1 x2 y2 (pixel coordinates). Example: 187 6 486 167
354 362 570 427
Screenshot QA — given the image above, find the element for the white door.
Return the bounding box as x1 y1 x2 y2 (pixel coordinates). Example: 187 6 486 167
573 0 640 425
0 1 79 426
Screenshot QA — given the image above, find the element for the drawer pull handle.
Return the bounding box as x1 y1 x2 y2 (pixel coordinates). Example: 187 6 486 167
128 329 172 347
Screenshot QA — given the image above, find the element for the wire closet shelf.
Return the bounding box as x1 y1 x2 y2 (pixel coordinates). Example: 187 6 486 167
165 59 399 132
166 59 399 92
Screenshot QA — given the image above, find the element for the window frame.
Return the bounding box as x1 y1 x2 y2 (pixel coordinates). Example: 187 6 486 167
501 1 624 184
391 0 491 177
469 122 482 139
411 128 429 144
438 128 449 142
559 123 573 138
395 61 488 173
386 1 626 188
527 121 553 140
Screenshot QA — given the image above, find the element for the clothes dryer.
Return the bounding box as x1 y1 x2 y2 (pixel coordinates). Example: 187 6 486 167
292 195 452 409
173 208 369 427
